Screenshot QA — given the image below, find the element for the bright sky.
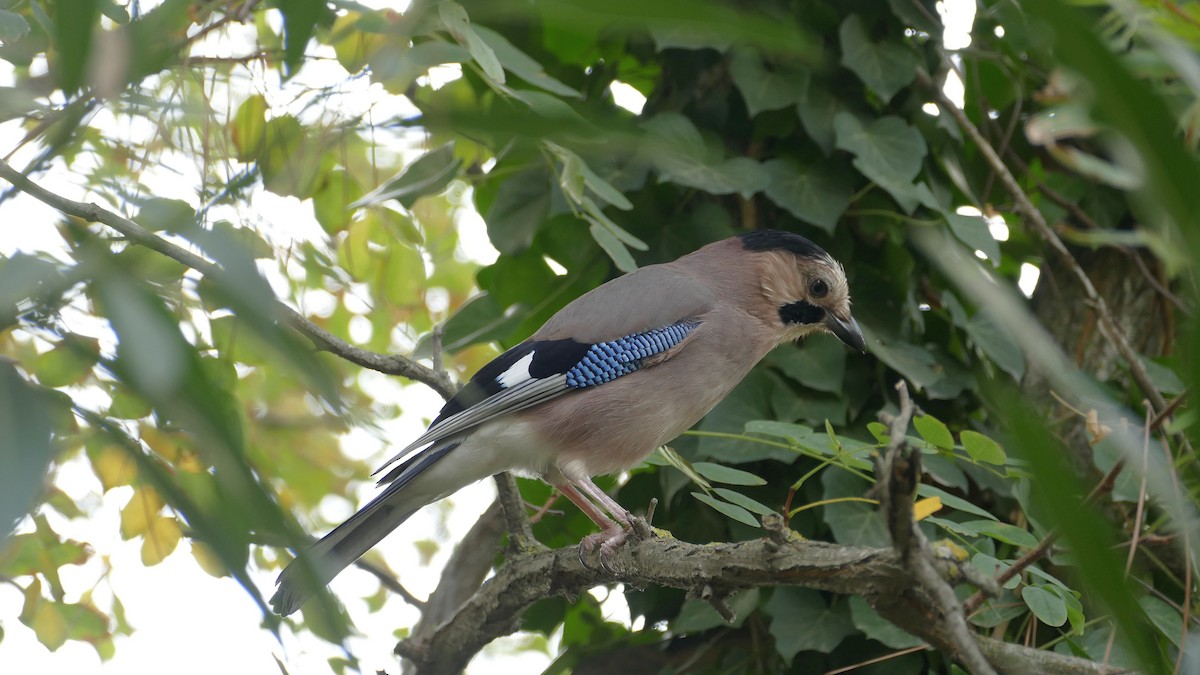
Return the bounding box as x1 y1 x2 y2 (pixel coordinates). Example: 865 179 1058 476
0 2 995 673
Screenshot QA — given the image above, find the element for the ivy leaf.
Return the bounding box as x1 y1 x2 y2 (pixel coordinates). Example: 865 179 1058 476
849 595 924 649
766 588 855 661
834 113 927 188
946 213 1000 266
643 113 770 197
796 84 844 155
965 311 1025 381
838 14 918 103
762 159 853 233
729 47 809 117
439 2 505 84
0 10 31 44
821 470 888 547
483 166 552 255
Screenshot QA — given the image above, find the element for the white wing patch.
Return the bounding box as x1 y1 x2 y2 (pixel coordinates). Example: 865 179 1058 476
496 351 535 388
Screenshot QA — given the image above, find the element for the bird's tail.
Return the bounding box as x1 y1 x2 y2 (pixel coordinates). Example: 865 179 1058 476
269 442 461 616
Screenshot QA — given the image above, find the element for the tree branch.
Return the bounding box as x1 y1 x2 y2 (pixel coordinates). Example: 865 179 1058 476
874 381 997 675
0 158 457 400
394 530 1111 675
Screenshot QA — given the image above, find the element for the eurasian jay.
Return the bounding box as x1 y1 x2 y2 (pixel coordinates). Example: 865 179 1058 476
270 229 864 616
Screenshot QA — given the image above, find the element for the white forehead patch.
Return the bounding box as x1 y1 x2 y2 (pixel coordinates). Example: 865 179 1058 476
496 351 535 388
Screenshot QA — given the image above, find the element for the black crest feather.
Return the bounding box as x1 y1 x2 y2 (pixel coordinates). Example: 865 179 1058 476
738 229 827 260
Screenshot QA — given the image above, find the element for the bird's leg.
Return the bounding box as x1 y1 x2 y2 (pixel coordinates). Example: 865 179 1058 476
553 482 624 567
574 477 648 570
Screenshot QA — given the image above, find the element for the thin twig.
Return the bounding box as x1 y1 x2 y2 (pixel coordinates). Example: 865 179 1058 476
963 456 1129 614
352 558 425 608
918 70 1178 433
0 158 457 400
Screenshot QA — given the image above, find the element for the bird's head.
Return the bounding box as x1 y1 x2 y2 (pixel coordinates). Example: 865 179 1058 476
739 229 866 353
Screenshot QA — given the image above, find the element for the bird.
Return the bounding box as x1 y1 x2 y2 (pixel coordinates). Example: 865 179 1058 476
270 228 865 616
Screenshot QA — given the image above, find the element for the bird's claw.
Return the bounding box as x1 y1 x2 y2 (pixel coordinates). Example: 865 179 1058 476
577 515 651 572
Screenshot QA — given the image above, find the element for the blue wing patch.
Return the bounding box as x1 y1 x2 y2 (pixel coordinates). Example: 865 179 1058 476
377 319 702 475
565 320 699 388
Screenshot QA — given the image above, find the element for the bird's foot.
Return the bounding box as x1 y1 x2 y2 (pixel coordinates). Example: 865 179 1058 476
578 514 651 573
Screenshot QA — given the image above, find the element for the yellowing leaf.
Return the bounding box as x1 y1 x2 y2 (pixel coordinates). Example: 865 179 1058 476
140 516 182 566
21 581 67 652
92 446 136 492
139 424 179 463
191 541 228 578
913 496 942 521
120 487 164 540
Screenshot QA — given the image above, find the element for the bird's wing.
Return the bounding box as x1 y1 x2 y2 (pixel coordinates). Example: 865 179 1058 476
373 264 717 476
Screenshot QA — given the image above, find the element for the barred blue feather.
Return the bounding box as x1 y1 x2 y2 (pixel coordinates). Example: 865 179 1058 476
565 320 699 388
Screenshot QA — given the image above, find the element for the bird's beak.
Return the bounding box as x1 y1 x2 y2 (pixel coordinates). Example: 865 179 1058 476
826 314 866 354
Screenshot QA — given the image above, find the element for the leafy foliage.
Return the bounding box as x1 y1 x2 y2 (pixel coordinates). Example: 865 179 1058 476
0 0 1197 672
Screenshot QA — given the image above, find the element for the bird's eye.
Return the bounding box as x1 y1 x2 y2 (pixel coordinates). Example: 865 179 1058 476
810 278 829 299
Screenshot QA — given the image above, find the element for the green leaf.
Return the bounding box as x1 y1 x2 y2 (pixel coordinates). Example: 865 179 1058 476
352 144 461 210
0 9 31 43
415 292 522 356
439 2 504 84
796 84 843 155
729 47 809 117
643 113 769 197
473 25 580 97
230 94 268 162
917 484 998 521
369 40 471 94
964 311 1025 381
960 431 1006 465
673 589 759 632
0 363 54 542
277 0 324 77
53 0 98 92
762 159 853 233
134 198 196 233
834 113 927 189
838 14 918 103
34 335 99 387
941 519 1039 549
821 470 888 547
692 462 767 486
713 487 776 516
858 324 940 392
913 415 953 451
768 333 847 393
848 595 923 649
765 588 855 660
312 170 363 235
483 166 551 255
691 491 760 527
588 222 637 273
1138 595 1184 648
945 213 1000 266
1022 585 1068 627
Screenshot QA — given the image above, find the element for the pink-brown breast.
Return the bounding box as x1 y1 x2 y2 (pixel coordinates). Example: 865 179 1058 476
520 304 779 481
